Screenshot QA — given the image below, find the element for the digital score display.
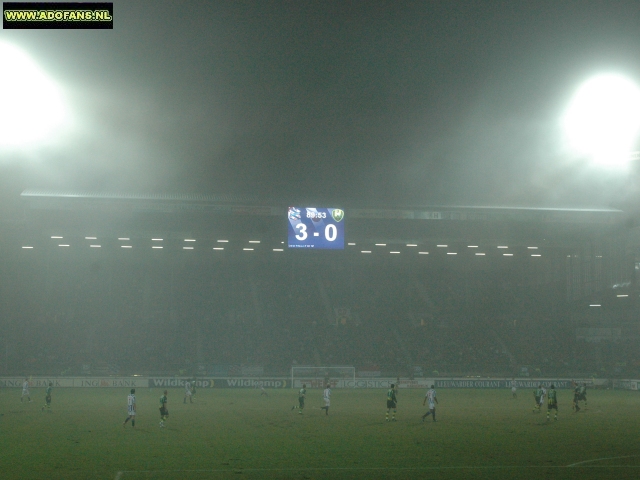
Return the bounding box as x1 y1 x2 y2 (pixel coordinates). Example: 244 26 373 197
287 207 345 249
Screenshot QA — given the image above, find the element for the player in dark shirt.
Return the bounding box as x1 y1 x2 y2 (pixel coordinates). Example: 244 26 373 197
386 384 398 422
42 382 52 412
159 390 169 427
547 384 558 421
297 384 306 414
572 383 581 412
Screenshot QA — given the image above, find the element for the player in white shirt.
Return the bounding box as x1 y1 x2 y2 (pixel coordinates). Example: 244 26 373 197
511 379 517 399
422 385 438 422
123 389 136 428
539 386 547 410
21 378 32 403
320 384 331 415
184 381 193 404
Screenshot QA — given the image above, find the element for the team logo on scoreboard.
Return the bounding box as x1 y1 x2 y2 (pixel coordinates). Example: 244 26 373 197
288 207 301 221
331 209 344 222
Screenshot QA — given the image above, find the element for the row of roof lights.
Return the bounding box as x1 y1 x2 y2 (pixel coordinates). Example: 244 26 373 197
49 237 544 250
356 244 542 249
25 245 288 252
25 244 544 256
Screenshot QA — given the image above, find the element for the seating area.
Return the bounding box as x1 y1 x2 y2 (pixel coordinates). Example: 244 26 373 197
1 256 637 378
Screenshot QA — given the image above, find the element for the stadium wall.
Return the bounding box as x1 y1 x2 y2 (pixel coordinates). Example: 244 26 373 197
1 377 612 389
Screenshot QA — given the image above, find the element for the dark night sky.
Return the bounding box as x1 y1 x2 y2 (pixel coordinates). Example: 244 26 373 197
1 0 640 210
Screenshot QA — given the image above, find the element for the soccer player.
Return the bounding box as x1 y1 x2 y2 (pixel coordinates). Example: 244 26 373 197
572 382 581 412
547 384 558 421
123 388 136 427
159 390 169 427
293 384 306 414
191 379 197 399
579 383 587 409
184 381 193 404
538 385 547 412
533 384 544 413
421 385 438 422
21 378 32 403
320 384 331 415
511 378 517 398
41 382 52 412
260 386 269 397
386 384 398 422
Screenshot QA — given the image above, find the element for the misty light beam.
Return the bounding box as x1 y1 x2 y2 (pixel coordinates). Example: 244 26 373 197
0 42 69 150
562 74 640 168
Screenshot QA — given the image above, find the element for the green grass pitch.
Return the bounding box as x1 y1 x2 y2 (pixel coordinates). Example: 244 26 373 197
0 386 639 479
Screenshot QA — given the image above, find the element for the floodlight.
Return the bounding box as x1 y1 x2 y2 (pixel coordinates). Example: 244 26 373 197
563 74 640 167
0 42 69 150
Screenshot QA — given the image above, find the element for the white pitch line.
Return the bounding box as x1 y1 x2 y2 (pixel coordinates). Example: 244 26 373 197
114 472 123 480
567 455 640 467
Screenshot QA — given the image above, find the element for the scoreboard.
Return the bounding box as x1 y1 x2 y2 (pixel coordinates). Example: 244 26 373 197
287 207 345 249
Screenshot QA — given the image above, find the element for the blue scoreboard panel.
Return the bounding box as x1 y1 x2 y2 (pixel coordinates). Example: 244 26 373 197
287 207 345 249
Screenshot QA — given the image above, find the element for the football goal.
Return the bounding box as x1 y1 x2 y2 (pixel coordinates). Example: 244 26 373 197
291 366 356 388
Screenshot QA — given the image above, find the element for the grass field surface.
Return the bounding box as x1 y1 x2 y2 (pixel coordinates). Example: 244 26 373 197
0 386 638 479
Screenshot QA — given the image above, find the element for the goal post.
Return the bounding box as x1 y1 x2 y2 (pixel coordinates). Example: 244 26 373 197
291 366 356 388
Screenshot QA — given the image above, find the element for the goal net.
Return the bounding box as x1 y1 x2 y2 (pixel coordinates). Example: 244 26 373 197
291 366 356 388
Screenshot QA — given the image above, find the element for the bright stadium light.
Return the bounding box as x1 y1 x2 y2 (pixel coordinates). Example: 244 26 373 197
562 74 640 168
0 42 69 150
